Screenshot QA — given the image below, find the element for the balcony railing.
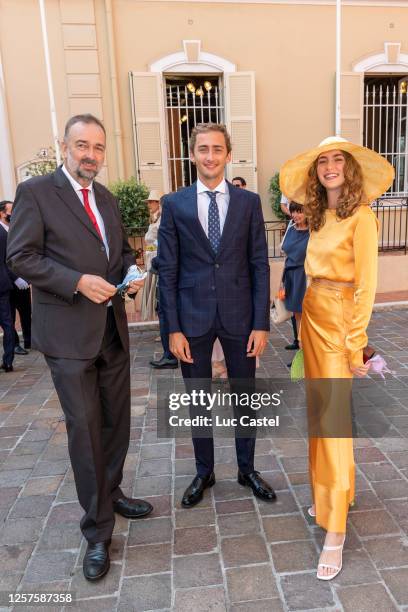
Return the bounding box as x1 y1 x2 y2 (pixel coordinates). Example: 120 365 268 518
372 197 408 254
125 200 408 267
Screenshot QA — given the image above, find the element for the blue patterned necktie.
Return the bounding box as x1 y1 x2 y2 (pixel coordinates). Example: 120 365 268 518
206 191 221 253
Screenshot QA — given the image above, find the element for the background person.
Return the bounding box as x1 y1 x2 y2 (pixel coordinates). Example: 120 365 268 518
279 193 298 350
232 176 247 188
280 136 394 581
0 201 16 371
149 252 178 370
143 193 178 369
0 200 32 355
7 113 153 582
141 190 162 322
281 201 309 362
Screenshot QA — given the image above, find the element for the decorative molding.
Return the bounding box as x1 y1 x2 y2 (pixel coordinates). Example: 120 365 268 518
183 40 201 63
353 42 408 73
385 42 401 65
149 40 236 73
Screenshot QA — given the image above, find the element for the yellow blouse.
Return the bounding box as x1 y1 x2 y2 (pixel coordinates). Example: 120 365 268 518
305 205 379 367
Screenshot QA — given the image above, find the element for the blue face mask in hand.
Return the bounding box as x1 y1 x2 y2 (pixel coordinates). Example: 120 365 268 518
116 265 147 297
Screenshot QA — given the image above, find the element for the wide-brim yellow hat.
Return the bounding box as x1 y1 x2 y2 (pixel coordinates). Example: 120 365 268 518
280 136 395 205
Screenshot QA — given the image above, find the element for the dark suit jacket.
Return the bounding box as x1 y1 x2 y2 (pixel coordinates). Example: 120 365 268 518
7 167 135 359
0 224 16 295
157 181 270 337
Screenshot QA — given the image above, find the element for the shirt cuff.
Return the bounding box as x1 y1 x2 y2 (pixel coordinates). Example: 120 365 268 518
348 348 364 369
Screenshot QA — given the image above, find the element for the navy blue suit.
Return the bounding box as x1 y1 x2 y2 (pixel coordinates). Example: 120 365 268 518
158 181 270 476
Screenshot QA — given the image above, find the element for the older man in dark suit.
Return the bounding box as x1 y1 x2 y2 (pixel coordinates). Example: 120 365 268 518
158 123 276 509
7 114 152 581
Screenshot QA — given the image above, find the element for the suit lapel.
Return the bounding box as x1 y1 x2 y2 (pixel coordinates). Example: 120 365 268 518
93 182 113 252
53 167 102 243
183 183 215 258
217 181 242 258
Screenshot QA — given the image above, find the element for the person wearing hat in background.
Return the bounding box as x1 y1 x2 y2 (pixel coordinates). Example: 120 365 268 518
280 136 394 581
142 191 178 369
144 190 162 251
140 190 163 322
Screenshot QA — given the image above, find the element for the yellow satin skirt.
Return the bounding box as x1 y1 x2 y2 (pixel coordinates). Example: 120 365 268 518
301 280 355 534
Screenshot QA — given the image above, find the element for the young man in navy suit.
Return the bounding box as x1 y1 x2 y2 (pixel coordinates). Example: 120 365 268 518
158 123 276 507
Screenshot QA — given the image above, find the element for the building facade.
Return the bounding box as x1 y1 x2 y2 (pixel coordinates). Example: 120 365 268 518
1 0 407 232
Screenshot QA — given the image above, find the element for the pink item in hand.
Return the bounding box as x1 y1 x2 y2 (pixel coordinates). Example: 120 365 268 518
367 354 394 380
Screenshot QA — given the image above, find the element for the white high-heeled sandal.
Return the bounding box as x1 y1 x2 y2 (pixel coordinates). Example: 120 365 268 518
317 536 345 581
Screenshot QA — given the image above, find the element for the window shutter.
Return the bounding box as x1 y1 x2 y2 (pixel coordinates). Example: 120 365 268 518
129 72 168 191
224 72 257 192
340 72 364 144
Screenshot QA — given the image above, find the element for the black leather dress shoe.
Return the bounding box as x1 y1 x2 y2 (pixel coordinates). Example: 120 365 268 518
238 470 277 501
1 363 13 373
285 341 299 351
14 345 28 355
181 472 215 508
113 496 153 519
83 541 110 581
149 356 178 369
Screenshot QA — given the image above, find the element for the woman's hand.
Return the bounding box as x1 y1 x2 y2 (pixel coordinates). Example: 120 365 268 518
350 363 370 377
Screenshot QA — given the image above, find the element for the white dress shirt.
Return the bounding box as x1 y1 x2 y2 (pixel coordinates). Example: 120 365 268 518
62 165 109 259
196 178 229 237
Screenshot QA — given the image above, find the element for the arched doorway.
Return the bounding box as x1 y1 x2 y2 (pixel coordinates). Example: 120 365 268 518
129 41 258 193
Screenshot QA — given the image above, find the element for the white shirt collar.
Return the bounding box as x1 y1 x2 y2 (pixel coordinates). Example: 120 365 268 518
197 177 227 195
0 221 9 232
62 164 93 193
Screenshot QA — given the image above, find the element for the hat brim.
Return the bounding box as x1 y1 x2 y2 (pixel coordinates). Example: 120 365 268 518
280 141 395 205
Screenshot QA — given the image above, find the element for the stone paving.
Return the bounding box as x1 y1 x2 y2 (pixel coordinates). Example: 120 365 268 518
0 309 408 612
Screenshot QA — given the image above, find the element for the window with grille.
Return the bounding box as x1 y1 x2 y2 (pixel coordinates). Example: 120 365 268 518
364 75 408 196
165 75 224 191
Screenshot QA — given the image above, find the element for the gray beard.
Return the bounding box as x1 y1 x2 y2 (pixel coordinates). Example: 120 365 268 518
76 166 98 181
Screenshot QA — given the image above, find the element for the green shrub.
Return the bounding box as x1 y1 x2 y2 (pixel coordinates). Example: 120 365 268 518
109 177 149 235
268 172 286 221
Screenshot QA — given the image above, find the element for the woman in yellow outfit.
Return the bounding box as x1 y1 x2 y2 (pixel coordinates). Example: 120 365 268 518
280 137 394 581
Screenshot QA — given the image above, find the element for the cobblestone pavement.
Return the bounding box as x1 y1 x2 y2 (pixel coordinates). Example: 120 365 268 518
1 309 408 612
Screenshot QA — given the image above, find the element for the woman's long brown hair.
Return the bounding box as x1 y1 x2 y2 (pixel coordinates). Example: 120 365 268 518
304 150 366 231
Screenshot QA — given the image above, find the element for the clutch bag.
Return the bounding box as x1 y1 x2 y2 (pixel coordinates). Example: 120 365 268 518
271 294 292 324
290 349 304 381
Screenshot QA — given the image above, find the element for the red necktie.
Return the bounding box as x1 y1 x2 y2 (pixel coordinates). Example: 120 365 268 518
80 188 103 240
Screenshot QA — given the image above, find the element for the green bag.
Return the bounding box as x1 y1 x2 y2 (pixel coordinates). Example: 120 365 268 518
290 349 304 381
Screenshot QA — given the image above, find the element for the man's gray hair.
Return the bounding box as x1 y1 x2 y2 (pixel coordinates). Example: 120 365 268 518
64 114 106 140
